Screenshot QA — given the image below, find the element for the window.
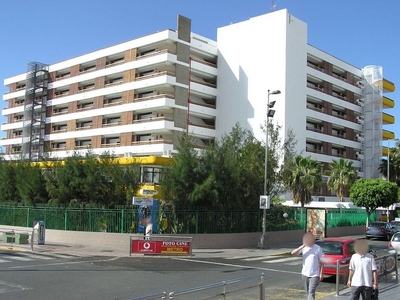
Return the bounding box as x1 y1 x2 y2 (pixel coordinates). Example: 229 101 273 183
55 89 69 97
103 117 121 126
103 96 122 106
52 124 67 132
12 130 22 137
75 139 91 148
141 167 164 184
77 102 93 110
54 107 68 115
76 120 93 129
101 136 120 145
51 142 66 149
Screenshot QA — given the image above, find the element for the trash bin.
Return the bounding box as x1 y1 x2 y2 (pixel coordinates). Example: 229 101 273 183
33 221 46 245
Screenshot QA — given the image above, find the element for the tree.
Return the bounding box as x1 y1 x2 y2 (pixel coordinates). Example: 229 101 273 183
285 155 322 207
326 158 357 202
350 178 399 224
0 160 20 203
14 161 48 205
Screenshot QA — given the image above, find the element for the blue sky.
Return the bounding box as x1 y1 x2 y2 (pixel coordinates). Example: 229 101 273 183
0 0 399 141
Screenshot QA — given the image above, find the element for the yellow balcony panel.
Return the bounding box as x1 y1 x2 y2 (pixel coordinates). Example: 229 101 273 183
383 96 395 109
383 147 388 156
383 113 395 124
383 79 395 93
117 156 170 166
382 130 395 140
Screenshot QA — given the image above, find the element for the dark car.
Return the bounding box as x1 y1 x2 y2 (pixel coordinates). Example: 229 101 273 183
365 221 396 241
389 221 400 232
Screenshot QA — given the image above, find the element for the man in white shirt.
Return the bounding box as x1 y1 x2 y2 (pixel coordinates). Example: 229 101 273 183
291 232 324 300
145 218 153 240
347 239 377 300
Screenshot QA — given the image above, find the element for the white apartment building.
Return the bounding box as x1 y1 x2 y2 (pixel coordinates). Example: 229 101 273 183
1 16 218 161
1 10 396 201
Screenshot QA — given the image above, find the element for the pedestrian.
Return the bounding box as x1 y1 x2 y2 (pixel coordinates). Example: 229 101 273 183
291 232 324 300
347 239 378 300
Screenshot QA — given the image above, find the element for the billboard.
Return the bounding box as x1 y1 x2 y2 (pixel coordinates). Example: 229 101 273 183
306 208 326 240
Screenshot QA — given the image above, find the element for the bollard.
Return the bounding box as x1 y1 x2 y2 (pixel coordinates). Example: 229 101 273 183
260 273 265 300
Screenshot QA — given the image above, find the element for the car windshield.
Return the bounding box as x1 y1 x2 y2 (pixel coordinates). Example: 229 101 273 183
316 241 343 255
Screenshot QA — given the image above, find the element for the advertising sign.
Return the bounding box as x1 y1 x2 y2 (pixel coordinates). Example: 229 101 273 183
259 196 270 209
131 240 191 255
306 208 326 240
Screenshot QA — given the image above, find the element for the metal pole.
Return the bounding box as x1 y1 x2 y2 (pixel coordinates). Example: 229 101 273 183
260 273 265 300
335 260 340 296
387 139 390 181
261 91 270 245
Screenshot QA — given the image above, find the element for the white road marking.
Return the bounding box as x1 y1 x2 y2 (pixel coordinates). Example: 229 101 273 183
174 257 300 275
5 256 33 261
0 259 11 263
243 256 271 261
262 256 300 264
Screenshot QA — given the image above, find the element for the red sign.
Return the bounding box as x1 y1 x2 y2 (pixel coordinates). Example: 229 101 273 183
131 240 191 255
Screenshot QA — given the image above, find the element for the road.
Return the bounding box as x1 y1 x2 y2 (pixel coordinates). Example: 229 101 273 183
0 239 392 300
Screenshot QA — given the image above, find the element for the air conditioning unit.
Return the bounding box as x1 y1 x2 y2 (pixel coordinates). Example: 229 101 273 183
356 152 364 160
356 81 364 88
356 134 364 141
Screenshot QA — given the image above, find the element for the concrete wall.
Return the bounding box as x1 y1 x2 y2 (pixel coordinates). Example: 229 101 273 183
0 225 365 250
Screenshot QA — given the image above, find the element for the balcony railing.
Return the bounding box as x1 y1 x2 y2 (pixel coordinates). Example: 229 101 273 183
189 99 216 109
136 49 176 60
132 116 173 124
135 70 174 81
133 93 174 102
191 56 217 68
306 147 323 154
188 121 215 130
131 139 173 145
306 126 323 133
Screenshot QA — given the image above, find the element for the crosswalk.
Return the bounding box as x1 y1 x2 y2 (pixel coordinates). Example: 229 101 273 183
0 252 72 264
225 255 303 266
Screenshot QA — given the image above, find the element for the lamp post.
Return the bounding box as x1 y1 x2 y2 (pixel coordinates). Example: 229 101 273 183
260 89 280 249
387 139 399 182
386 138 398 222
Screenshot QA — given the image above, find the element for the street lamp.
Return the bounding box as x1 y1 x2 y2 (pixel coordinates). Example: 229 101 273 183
387 138 399 182
386 138 398 222
260 89 281 249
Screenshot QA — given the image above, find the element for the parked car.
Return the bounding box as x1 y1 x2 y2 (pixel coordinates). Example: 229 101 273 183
390 221 400 232
365 222 397 241
315 237 356 276
388 232 400 255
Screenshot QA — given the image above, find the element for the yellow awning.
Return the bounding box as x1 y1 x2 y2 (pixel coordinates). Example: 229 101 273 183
383 79 395 93
383 96 395 109
383 113 395 124
382 130 395 140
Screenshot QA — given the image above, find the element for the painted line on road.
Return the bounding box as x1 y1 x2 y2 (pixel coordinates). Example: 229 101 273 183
174 257 300 275
262 256 300 264
8 258 110 269
0 259 11 263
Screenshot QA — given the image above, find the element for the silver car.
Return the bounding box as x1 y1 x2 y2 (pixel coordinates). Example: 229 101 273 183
388 232 400 255
390 221 400 232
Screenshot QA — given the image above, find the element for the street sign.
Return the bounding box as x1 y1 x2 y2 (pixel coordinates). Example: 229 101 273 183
132 197 154 206
259 196 270 209
140 189 158 196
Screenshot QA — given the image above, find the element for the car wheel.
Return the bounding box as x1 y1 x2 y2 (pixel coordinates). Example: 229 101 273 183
366 236 370 240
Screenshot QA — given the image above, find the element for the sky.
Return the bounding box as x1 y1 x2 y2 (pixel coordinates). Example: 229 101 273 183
0 0 399 142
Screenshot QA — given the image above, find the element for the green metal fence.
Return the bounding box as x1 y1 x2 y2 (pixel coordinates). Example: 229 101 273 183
0 205 371 234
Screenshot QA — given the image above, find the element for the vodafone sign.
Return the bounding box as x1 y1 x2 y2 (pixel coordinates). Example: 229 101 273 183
131 240 191 255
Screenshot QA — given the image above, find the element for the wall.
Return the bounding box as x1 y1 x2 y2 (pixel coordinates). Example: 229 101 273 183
0 225 365 250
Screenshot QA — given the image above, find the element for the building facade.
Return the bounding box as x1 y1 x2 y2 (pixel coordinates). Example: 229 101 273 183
1 10 396 200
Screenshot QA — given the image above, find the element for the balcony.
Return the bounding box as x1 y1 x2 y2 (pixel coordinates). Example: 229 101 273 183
133 93 174 102
306 147 323 154
135 70 175 81
307 81 324 92
136 49 176 60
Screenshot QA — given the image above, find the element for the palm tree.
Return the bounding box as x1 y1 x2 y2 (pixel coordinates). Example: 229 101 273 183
326 158 357 202
285 155 322 207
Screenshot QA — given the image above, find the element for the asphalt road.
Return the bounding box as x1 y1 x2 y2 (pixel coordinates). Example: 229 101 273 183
0 239 392 300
